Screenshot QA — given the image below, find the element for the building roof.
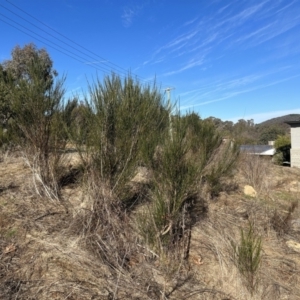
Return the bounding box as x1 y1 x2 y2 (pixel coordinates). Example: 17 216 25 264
240 145 276 156
285 120 300 125
284 115 300 125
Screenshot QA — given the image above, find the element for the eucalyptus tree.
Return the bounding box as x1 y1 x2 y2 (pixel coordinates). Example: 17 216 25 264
3 43 66 199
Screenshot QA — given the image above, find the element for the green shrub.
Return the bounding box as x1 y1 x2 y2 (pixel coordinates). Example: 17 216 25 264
0 127 7 147
71 74 169 272
274 134 291 165
205 140 238 197
84 74 168 197
139 115 199 252
8 58 66 199
139 112 237 256
232 222 262 295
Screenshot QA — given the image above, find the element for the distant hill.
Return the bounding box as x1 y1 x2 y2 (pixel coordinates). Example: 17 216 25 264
257 114 300 135
258 114 300 126
207 114 298 144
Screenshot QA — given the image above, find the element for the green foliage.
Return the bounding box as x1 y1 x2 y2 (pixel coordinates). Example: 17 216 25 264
139 114 199 252
84 74 168 196
1 43 58 126
63 98 79 129
205 141 238 197
232 119 257 144
232 223 262 295
184 114 222 163
274 134 291 164
274 134 291 148
0 65 13 127
188 116 239 198
207 116 292 146
8 54 66 198
209 117 257 144
10 58 65 146
2 43 57 86
139 112 237 254
258 124 285 144
62 98 92 145
0 127 7 147
72 74 169 272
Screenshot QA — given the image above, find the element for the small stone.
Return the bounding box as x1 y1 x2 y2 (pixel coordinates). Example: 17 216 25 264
286 240 300 253
291 219 300 232
244 185 257 197
131 167 150 183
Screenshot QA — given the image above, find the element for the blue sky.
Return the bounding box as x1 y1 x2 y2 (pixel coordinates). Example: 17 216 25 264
1 0 300 123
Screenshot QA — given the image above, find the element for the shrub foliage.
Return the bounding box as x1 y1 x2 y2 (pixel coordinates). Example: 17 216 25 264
2 45 66 199
232 222 262 295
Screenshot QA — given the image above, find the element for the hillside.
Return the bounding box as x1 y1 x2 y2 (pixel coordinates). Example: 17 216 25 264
258 114 300 126
256 114 300 142
1 151 300 299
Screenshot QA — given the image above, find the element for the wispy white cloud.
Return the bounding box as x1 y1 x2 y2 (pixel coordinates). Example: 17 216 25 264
183 17 198 27
179 72 300 112
225 0 300 50
217 3 232 15
232 15 300 49
275 0 297 14
145 0 276 75
234 22 275 45
188 66 292 96
236 1 269 20
122 7 136 27
212 0 269 31
154 29 200 56
121 4 145 27
162 58 204 77
265 35 300 61
121 2 152 27
137 0 300 114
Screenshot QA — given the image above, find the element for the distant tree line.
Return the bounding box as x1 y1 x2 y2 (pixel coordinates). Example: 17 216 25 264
207 116 290 145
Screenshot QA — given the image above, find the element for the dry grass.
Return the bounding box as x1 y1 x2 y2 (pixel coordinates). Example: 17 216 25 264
0 152 300 299
238 152 272 196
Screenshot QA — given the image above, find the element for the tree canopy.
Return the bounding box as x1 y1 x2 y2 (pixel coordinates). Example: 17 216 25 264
2 43 57 85
0 43 58 127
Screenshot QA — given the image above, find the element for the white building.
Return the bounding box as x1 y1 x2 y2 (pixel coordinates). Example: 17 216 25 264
286 120 300 168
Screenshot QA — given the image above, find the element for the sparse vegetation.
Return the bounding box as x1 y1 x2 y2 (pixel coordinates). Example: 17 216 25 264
239 151 271 196
232 222 262 295
1 43 300 300
271 200 298 236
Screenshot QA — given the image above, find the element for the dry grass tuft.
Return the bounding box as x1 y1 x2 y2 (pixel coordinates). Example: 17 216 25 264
238 152 272 196
271 200 298 236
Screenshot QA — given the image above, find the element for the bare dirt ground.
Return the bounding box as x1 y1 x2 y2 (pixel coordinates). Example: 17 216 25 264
0 151 300 299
